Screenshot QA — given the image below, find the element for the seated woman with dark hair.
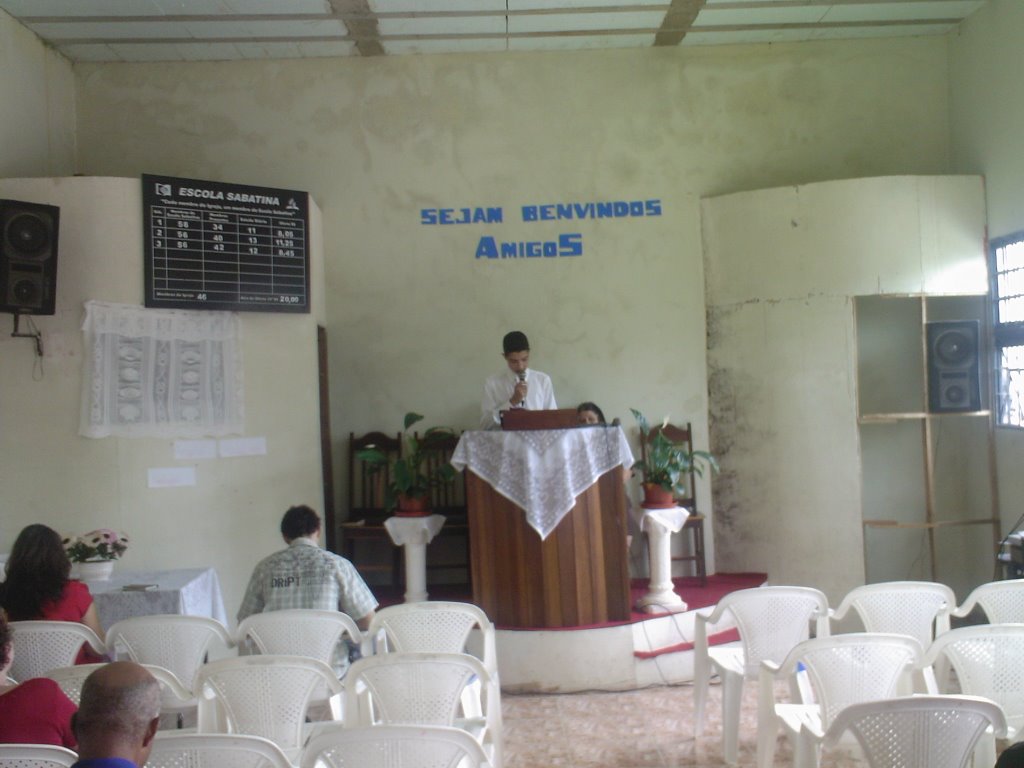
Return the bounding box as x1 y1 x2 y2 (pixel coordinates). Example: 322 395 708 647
576 401 606 425
0 613 78 748
0 523 106 663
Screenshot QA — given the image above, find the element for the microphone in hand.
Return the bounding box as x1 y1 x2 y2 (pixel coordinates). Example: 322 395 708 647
513 371 528 406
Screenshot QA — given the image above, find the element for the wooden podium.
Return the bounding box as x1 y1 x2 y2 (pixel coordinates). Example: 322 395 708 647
466 465 631 628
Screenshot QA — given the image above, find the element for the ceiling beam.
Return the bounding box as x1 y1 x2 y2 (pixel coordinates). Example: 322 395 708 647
327 0 382 57
654 0 706 46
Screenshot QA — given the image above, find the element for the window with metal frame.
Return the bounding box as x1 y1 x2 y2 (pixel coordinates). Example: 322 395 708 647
991 231 1024 427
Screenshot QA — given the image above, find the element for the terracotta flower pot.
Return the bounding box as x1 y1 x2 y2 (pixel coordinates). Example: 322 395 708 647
641 483 676 510
395 494 432 517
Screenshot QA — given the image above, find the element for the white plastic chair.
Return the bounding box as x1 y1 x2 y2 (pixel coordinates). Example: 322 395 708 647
105 614 233 689
819 695 1007 768
105 614 233 724
693 585 830 766
343 651 502 768
0 744 77 768
921 623 1024 768
953 579 1024 623
757 632 923 768
194 654 345 761
148 732 294 768
830 581 955 648
235 609 364 672
8 620 107 681
300 723 491 768
46 662 191 708
367 601 498 679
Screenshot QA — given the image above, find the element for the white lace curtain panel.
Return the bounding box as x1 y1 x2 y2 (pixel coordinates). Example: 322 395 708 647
80 301 244 439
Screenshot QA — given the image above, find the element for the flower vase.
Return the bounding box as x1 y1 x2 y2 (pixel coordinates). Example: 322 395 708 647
395 494 431 518
641 483 676 510
74 560 115 581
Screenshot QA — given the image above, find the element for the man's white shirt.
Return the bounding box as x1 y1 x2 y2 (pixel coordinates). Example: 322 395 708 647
480 368 557 428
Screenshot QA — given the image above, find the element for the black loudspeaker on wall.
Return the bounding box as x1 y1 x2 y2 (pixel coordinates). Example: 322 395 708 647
0 199 60 315
927 320 982 413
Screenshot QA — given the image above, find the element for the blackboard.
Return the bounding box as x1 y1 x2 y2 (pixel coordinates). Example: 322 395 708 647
143 174 310 313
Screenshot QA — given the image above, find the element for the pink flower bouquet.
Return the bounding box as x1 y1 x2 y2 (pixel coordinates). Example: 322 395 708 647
63 528 130 562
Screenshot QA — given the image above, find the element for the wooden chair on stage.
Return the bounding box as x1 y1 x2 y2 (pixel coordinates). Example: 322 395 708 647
417 431 470 589
340 431 403 590
639 420 707 584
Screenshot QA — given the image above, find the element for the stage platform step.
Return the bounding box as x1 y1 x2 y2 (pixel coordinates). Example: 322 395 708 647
376 573 765 693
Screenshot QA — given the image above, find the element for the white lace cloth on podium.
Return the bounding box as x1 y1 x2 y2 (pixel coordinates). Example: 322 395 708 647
80 301 243 438
450 427 634 539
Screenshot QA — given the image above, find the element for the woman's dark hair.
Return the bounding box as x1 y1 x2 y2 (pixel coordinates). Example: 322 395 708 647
0 613 10 671
577 401 606 424
0 524 71 620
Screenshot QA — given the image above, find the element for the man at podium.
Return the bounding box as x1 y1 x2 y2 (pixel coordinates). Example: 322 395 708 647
480 330 556 429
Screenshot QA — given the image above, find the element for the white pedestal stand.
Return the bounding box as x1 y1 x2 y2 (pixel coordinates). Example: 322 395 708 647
635 506 690 614
384 514 446 603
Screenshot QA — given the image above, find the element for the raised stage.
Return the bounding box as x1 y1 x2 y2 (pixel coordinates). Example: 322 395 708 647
377 572 766 693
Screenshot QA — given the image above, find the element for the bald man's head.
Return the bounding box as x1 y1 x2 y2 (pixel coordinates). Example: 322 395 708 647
74 662 161 763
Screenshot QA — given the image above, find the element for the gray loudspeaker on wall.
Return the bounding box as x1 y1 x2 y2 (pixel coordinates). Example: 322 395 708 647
0 199 60 316
926 320 981 413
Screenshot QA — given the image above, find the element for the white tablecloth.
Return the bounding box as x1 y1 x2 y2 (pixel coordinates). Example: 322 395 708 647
86 567 228 627
450 426 634 539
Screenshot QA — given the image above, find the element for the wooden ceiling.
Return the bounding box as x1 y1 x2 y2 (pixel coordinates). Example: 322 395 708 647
0 0 987 63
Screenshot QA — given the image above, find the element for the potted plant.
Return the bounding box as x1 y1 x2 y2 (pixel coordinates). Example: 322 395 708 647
630 408 719 509
356 412 457 516
62 528 130 581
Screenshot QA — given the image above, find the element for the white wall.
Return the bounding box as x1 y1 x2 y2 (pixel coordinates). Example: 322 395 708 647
0 177 326 623
0 9 76 176
68 39 953 580
0 25 976 598
702 176 987 602
949 0 1024 546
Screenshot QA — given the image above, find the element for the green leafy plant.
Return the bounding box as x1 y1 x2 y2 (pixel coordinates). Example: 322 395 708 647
356 412 457 511
630 408 719 494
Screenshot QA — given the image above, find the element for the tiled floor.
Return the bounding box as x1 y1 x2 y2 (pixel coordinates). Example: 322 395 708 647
502 680 860 768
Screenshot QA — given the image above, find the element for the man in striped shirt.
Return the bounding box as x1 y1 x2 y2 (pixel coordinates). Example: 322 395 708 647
237 505 377 630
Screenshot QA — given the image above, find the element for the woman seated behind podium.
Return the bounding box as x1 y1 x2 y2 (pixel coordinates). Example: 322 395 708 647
0 613 78 748
0 524 106 663
577 401 606 425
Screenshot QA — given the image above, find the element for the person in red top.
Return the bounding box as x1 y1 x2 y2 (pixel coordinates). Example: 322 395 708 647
0 524 106 663
0 613 78 748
